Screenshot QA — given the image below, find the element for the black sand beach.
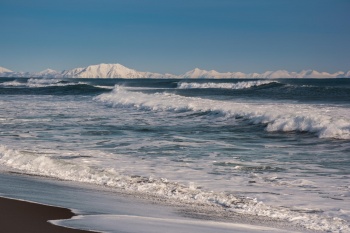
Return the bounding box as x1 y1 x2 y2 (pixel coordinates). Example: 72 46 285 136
0 172 309 233
0 197 98 233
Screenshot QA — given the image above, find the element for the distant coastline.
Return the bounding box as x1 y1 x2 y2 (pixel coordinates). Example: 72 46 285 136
1 63 349 79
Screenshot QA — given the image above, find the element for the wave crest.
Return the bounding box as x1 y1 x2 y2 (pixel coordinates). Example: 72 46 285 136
0 80 24 87
0 78 88 88
177 80 278 89
27 78 87 87
95 86 350 140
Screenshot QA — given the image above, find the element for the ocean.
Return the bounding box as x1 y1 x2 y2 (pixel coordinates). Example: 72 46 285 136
0 77 349 232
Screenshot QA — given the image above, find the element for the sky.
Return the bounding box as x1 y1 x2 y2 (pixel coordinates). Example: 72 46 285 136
0 0 349 74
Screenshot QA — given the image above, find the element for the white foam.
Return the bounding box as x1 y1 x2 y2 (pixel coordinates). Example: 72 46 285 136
0 80 24 87
93 85 115 89
55 214 297 233
0 78 77 88
1 79 110 89
95 86 350 140
0 144 348 232
27 78 87 87
177 80 277 89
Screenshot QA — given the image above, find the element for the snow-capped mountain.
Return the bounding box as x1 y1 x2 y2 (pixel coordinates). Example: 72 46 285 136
180 68 350 79
0 66 12 73
0 69 62 78
181 68 247 79
61 63 143 78
61 63 176 79
1 63 349 79
35 69 62 78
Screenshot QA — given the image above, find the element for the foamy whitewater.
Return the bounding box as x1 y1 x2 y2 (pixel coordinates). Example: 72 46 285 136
177 80 276 89
0 77 350 232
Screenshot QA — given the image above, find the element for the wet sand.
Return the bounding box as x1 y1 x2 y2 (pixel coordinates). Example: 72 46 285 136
0 197 98 233
0 172 304 233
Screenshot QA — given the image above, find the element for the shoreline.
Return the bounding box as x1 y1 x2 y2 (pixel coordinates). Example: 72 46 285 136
0 197 98 233
0 171 310 233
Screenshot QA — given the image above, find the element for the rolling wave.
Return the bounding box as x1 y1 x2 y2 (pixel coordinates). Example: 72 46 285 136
0 78 111 95
27 78 82 87
177 80 278 89
0 80 24 87
0 78 86 88
95 86 350 140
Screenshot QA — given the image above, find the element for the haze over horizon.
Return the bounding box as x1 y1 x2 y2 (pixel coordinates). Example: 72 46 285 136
1 0 349 74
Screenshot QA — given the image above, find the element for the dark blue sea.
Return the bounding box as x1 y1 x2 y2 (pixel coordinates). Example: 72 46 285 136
0 77 349 232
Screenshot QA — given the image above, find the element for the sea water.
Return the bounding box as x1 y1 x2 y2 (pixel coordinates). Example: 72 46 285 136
0 77 349 232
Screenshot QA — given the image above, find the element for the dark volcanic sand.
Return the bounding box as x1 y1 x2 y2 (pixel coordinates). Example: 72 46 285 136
0 197 98 233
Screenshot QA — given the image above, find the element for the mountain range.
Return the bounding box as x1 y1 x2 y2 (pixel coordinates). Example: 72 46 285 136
1 63 349 79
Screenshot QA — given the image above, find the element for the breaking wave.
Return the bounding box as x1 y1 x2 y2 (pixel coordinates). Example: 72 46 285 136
0 80 24 87
0 144 348 232
0 78 113 95
95 86 350 140
27 78 89 88
0 78 86 88
177 80 278 89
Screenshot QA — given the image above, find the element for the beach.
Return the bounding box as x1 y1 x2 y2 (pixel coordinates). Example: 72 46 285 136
0 197 97 233
1 0 349 231
0 172 306 233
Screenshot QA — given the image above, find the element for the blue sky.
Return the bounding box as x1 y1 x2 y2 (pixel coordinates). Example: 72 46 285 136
1 0 349 74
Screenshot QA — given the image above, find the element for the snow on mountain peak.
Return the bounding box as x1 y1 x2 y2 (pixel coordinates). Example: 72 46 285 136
62 63 145 78
182 68 210 78
0 66 13 73
38 68 59 74
1 63 349 79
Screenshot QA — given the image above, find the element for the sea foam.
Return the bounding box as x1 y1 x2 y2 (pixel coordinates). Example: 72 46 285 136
27 78 87 88
0 79 87 88
0 144 349 232
0 80 24 87
177 80 277 89
95 86 350 140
